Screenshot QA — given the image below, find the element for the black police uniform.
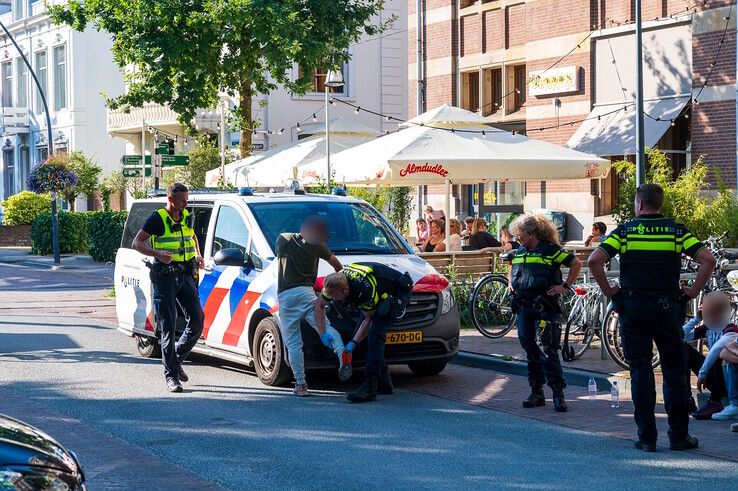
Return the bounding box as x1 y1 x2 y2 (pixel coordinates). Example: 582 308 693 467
509 241 574 395
598 214 704 445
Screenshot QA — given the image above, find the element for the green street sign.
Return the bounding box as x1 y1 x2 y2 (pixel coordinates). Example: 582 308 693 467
161 155 189 166
122 167 152 177
121 155 152 166
155 144 171 155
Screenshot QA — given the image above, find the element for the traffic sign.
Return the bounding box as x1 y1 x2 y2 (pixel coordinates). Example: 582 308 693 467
122 167 152 177
120 155 188 167
121 155 151 166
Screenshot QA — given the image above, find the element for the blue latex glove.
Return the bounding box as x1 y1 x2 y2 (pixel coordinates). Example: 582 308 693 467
345 341 357 353
320 331 333 349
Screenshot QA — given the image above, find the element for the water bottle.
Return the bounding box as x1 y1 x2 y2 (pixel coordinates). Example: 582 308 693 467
611 381 620 409
588 376 597 400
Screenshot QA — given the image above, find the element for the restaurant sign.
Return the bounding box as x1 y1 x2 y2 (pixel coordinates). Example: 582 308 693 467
528 66 579 96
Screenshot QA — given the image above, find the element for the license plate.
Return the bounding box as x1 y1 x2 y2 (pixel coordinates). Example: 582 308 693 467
385 330 423 345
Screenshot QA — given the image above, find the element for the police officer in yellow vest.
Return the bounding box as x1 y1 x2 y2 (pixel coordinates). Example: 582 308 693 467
588 184 716 452
133 183 205 393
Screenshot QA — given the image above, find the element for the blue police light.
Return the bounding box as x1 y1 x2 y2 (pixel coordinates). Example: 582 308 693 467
331 188 347 196
239 187 254 196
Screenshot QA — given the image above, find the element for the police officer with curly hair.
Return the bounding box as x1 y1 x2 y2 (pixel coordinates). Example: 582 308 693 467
588 183 716 452
508 214 582 412
132 183 205 393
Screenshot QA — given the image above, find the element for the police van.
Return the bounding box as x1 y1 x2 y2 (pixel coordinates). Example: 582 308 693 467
114 189 460 386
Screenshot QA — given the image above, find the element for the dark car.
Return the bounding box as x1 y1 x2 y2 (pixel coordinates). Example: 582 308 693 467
0 414 86 490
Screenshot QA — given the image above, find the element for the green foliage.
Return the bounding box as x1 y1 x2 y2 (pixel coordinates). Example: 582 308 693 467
87 211 128 262
612 149 738 246
30 211 89 255
1 191 51 225
387 187 412 235
27 155 78 194
348 187 389 210
48 0 390 157
182 136 234 189
67 151 102 202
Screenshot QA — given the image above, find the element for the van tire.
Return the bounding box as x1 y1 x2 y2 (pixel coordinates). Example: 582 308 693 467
407 359 448 377
135 334 161 358
253 317 292 387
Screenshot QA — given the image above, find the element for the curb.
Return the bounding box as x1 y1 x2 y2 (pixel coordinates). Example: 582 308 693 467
451 351 629 392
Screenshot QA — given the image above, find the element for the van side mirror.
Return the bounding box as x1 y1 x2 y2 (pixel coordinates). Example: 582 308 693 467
213 248 245 267
248 251 263 270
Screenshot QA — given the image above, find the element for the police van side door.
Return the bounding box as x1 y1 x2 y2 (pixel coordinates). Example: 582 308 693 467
199 202 260 352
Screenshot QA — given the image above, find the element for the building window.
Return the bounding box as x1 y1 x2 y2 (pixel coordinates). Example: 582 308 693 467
35 50 47 113
298 62 346 94
3 145 15 198
18 145 29 192
53 45 67 111
461 71 480 113
2 62 12 107
482 67 502 116
513 65 526 111
13 0 27 22
36 144 48 165
16 58 28 108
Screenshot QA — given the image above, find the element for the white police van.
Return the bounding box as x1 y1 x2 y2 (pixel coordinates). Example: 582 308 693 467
115 189 460 386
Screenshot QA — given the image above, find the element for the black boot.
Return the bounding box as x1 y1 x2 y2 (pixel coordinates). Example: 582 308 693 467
522 387 545 408
553 390 568 412
347 376 378 403
378 368 394 395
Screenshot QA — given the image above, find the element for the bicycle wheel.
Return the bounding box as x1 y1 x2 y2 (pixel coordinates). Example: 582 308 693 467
563 299 597 361
470 274 516 339
602 307 660 370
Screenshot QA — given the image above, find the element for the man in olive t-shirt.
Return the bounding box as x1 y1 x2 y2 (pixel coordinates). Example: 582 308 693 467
275 216 348 396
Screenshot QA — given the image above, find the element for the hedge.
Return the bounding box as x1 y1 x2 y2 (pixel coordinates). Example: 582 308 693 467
87 211 128 262
1 191 51 225
30 211 89 255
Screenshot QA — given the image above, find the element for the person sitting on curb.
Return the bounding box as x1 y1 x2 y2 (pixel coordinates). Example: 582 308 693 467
687 291 738 421
276 216 352 397
321 262 413 403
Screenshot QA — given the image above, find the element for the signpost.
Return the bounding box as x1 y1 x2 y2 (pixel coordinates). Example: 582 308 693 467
121 154 188 180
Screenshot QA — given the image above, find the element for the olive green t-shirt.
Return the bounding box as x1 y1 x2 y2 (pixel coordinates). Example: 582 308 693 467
275 233 333 294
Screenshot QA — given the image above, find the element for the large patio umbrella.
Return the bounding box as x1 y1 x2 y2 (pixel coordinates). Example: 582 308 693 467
206 117 379 189
301 105 610 246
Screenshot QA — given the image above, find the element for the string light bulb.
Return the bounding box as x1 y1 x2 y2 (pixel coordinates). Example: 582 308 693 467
278 128 284 135
354 106 360 114
312 113 317 122
296 123 301 132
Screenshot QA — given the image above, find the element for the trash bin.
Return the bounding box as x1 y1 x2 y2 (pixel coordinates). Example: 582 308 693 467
532 209 567 242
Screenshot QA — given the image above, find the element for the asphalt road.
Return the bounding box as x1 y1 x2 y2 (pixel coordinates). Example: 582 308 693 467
2 309 738 490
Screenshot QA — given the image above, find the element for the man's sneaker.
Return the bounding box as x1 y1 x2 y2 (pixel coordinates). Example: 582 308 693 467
522 388 545 408
670 434 699 451
338 351 353 382
293 383 309 397
166 378 183 393
731 422 738 432
634 440 657 453
712 403 738 421
552 391 568 413
691 400 722 420
378 370 394 395
178 366 189 383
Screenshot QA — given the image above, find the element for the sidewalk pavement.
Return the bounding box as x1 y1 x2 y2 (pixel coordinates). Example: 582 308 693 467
0 247 114 276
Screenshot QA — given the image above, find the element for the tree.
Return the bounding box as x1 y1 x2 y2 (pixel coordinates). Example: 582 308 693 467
61 151 102 211
174 136 236 189
49 0 391 158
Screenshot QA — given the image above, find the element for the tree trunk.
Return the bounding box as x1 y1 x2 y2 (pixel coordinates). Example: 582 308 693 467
239 80 253 159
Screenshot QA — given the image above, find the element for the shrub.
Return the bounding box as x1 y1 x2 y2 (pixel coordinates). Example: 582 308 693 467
87 211 128 262
30 211 89 255
1 191 51 225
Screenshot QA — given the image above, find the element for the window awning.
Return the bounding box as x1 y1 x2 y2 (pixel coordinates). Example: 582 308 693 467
566 96 690 157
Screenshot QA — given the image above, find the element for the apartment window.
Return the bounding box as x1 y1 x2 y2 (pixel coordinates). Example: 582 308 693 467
461 71 480 113
36 144 48 165
53 45 67 111
35 50 47 112
3 146 15 198
13 0 27 22
19 145 29 192
482 67 503 116
2 63 12 107
16 58 28 108
298 61 346 94
513 65 526 111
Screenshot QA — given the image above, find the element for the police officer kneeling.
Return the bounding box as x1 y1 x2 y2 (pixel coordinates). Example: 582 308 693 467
508 214 582 412
588 184 716 452
321 263 413 403
132 183 205 393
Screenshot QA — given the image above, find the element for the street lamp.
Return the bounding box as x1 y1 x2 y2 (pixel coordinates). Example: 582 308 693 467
218 96 230 187
324 68 344 192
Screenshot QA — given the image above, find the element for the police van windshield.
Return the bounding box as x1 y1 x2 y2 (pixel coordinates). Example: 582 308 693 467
248 201 410 255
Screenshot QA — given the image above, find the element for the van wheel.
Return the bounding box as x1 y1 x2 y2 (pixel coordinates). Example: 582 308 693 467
407 360 448 377
135 335 161 358
253 317 292 387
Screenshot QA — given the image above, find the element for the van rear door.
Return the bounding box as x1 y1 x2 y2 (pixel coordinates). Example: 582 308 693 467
114 202 161 334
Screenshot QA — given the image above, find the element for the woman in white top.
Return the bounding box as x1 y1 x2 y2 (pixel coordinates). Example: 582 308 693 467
448 218 463 251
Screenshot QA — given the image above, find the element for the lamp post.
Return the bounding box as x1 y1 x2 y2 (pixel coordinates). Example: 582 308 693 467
219 96 229 187
324 68 344 192
0 20 57 264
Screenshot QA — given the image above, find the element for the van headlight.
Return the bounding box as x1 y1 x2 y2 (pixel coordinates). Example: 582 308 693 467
441 286 454 314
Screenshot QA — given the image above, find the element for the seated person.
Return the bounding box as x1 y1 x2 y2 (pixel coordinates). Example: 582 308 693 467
469 218 501 252
415 218 429 245
461 216 475 239
421 219 446 253
448 219 463 252
500 226 520 252
684 291 738 420
585 222 607 247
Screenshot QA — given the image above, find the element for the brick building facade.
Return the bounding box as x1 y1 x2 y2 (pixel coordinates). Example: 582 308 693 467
409 0 736 240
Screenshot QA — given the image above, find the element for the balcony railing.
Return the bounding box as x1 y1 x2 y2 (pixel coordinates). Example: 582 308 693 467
0 107 30 134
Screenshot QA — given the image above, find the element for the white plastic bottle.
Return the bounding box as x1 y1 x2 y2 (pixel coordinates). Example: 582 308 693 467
588 376 597 400
611 381 620 409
